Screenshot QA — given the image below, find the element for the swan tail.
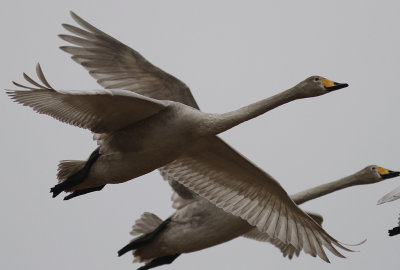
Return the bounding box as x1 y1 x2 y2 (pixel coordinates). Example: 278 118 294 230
130 212 164 236
50 160 86 198
118 213 172 262
57 160 86 184
130 218 181 269
51 148 101 198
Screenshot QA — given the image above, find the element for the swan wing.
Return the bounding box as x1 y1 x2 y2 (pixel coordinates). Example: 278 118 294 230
161 136 353 262
377 186 400 204
60 11 199 109
243 212 323 259
243 228 300 259
7 64 169 133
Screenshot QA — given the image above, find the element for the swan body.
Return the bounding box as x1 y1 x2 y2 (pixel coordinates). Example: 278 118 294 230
8 11 351 261
120 165 399 268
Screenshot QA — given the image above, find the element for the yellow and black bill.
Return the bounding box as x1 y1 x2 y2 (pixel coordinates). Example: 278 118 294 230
378 167 400 179
322 78 349 91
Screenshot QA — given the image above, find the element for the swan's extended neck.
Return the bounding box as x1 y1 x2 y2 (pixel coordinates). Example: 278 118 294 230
291 174 360 205
209 87 300 134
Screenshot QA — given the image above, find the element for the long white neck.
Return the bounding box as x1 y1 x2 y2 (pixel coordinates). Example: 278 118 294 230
208 87 302 134
291 173 361 205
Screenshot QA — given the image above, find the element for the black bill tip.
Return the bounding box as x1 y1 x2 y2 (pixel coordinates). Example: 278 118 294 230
326 82 349 91
381 170 400 180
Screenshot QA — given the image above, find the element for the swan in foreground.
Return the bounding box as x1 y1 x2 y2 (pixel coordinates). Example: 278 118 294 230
118 165 399 269
377 182 400 236
8 65 347 200
8 64 348 199
7 11 350 261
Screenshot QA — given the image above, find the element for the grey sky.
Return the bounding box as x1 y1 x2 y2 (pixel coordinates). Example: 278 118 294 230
1 1 399 269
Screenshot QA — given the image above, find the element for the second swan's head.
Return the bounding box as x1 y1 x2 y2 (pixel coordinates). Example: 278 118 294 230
293 76 349 98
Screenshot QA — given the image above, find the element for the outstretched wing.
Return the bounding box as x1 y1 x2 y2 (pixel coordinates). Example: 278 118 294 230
377 186 400 204
244 228 300 259
243 212 324 259
7 64 169 133
60 11 199 109
161 136 354 262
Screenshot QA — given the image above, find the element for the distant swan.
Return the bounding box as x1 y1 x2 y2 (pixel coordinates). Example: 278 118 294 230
387 215 400 236
118 165 398 269
378 185 400 204
377 170 400 236
7 11 349 261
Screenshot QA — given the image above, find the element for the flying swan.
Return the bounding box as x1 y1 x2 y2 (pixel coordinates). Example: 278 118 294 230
117 165 399 269
377 178 400 236
7 12 350 261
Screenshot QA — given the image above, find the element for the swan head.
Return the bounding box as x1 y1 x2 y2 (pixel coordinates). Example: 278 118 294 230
354 165 400 185
294 76 348 98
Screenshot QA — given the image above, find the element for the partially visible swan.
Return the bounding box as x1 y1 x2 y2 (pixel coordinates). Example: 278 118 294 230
377 171 400 236
388 215 400 236
7 11 351 261
118 165 399 269
377 185 400 204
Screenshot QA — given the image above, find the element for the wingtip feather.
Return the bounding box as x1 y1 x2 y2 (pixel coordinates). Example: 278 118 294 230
35 63 53 89
338 238 367 250
70 10 79 20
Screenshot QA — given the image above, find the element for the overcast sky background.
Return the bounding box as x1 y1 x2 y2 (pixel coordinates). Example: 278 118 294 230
1 1 400 269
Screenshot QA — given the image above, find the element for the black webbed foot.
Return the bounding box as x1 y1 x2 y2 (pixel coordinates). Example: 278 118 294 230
50 168 90 198
137 254 180 270
118 218 172 257
50 149 100 198
63 185 105 200
388 226 400 236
